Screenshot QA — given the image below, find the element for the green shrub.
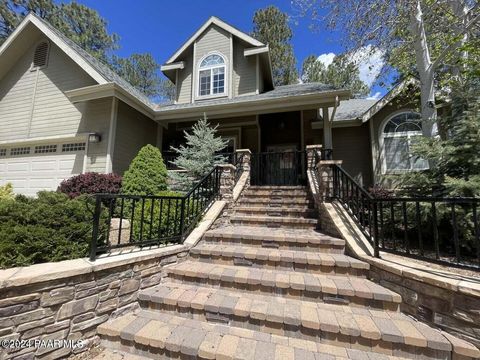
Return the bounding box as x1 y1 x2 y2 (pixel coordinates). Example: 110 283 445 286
0 191 103 269
122 145 168 195
0 183 14 200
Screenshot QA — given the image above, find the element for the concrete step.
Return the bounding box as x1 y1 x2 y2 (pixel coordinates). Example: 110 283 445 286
136 282 473 359
203 225 345 253
98 311 422 360
231 214 318 229
234 205 317 218
189 244 369 276
166 261 401 310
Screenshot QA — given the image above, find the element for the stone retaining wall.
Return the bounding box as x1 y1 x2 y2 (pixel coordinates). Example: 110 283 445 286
0 245 188 360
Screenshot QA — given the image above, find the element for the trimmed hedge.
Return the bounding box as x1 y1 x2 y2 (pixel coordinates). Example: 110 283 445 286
0 191 105 269
58 172 122 198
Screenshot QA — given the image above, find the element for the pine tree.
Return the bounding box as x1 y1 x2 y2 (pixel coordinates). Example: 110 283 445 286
170 114 228 190
252 6 298 86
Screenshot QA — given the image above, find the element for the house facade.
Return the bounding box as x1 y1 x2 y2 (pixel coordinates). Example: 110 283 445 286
0 14 423 195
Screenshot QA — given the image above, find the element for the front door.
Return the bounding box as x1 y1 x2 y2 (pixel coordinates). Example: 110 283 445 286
250 145 305 186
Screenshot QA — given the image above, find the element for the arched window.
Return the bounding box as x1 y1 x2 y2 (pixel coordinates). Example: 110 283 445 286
32 41 50 69
198 53 226 97
381 111 429 172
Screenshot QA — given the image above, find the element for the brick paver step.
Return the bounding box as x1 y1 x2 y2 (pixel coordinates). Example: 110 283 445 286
242 190 310 198
98 311 417 360
248 185 307 190
190 243 369 276
137 282 462 357
234 205 317 218
204 225 345 253
237 197 313 206
231 215 318 229
166 261 401 309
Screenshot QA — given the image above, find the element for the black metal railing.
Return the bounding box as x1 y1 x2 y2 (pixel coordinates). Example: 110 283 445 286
89 166 221 260
251 151 307 186
330 164 480 269
162 151 235 170
234 152 245 183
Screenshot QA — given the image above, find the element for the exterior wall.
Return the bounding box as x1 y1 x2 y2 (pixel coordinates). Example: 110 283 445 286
194 24 231 101
112 101 158 175
233 39 256 96
175 48 193 104
0 40 96 143
83 98 112 173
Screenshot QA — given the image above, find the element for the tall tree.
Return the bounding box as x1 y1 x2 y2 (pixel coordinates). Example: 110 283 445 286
294 0 479 137
252 5 298 86
111 53 161 98
0 0 118 60
302 54 369 97
158 77 176 103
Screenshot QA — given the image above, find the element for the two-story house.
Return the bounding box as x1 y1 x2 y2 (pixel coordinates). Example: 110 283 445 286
0 13 423 195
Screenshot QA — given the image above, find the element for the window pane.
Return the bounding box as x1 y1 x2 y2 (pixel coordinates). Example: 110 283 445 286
385 137 410 170
201 54 224 67
212 67 225 94
199 70 211 96
397 121 422 132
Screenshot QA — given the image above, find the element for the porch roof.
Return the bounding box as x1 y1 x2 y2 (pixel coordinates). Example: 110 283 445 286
154 83 350 121
333 99 377 121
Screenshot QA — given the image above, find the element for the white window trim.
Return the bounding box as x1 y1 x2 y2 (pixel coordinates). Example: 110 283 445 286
196 52 228 100
379 109 428 174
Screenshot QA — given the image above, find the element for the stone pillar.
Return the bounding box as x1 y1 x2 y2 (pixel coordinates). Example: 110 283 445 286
306 144 323 170
317 160 343 201
218 164 235 202
235 149 251 186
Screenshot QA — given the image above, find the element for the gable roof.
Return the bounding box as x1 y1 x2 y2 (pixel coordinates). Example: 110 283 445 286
165 16 265 64
333 99 378 121
0 13 154 109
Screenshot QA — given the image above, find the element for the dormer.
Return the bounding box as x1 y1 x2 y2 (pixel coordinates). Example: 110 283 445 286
161 16 273 104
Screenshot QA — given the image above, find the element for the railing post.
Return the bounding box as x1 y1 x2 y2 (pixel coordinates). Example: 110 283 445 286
373 200 380 258
89 196 102 261
179 197 186 239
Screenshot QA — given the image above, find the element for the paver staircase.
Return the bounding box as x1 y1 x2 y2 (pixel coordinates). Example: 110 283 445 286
97 186 478 359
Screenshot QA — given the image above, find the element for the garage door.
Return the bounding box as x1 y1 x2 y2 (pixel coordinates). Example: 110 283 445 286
0 141 86 196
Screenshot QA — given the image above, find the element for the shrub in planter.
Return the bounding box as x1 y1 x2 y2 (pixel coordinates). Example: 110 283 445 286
58 172 122 198
0 191 106 268
122 145 168 196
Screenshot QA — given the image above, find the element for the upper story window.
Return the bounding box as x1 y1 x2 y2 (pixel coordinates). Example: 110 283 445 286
381 111 429 172
198 53 226 97
31 41 50 70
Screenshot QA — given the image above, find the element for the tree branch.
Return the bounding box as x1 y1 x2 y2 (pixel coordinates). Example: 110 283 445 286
429 4 480 71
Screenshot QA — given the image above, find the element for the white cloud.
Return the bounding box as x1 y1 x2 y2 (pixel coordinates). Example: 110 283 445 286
350 45 385 87
316 45 385 88
316 53 335 67
366 91 382 100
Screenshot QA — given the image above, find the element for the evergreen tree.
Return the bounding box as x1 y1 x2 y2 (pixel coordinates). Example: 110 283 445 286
158 77 176 103
302 54 369 97
122 145 168 196
252 5 298 86
111 53 161 98
170 114 228 190
0 0 118 61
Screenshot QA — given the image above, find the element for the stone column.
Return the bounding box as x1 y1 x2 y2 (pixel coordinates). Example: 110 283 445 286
235 149 251 185
316 160 343 201
306 144 323 170
218 164 235 202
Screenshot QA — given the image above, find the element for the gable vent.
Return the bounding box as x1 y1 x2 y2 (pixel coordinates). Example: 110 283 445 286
32 42 49 68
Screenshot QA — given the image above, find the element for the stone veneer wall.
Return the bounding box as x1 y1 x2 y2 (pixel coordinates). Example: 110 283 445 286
0 246 188 360
309 155 480 349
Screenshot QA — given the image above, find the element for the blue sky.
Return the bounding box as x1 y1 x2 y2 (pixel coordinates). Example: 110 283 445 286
75 0 385 97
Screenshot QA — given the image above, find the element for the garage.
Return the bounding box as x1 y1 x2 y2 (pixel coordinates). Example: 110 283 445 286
0 140 86 196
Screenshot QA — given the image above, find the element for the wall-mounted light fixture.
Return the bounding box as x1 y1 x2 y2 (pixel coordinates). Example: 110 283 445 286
88 133 102 143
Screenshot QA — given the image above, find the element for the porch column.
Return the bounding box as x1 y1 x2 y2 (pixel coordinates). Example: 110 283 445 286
321 107 332 150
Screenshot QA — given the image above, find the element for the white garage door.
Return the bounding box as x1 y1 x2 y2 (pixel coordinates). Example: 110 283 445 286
0 141 86 196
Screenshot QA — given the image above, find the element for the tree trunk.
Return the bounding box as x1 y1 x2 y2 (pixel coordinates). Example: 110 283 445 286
410 0 437 137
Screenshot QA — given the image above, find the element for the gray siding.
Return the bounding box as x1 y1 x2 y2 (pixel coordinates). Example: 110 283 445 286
0 40 96 142
112 101 158 174
233 39 256 96
83 98 112 173
176 48 193 104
